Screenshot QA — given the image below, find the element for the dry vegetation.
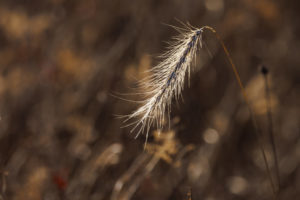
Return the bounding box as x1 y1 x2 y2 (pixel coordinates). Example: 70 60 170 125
0 0 299 200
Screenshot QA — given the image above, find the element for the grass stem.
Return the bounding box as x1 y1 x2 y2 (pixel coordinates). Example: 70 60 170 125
203 26 277 198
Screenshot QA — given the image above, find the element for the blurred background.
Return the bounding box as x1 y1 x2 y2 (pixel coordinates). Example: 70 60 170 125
0 0 299 199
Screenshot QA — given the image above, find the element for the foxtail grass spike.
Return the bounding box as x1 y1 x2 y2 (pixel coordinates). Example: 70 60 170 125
124 25 204 140
124 25 277 198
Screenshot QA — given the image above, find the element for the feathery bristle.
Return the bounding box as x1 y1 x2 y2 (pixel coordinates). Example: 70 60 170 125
124 25 205 140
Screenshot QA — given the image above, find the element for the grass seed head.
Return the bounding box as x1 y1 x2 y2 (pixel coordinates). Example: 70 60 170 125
124 25 205 140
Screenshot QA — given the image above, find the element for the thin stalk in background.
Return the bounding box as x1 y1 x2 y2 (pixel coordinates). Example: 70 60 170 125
261 65 281 193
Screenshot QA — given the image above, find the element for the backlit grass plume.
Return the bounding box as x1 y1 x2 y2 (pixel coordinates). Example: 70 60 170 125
124 25 204 140
123 24 279 197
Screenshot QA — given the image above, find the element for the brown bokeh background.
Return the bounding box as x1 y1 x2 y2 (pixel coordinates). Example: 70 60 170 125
0 0 299 199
